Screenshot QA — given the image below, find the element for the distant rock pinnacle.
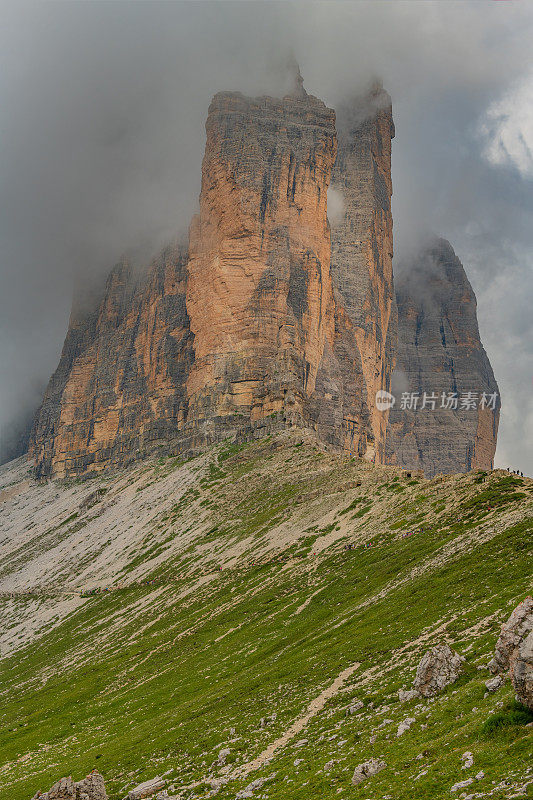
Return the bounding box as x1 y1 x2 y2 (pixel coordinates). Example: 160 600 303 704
386 238 500 477
286 56 307 98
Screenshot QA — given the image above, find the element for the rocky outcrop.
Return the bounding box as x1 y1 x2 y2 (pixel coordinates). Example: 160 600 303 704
29 80 499 479
488 598 533 709
124 777 165 800
30 79 396 478
489 597 533 675
386 238 500 478
30 244 194 478
330 82 397 463
351 758 386 785
31 770 107 800
485 675 503 693
412 644 464 697
511 630 533 711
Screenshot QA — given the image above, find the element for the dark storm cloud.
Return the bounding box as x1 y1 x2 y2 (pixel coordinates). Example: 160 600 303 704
1 1 532 471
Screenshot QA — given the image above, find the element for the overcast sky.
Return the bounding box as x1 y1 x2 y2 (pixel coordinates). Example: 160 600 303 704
0 1 532 473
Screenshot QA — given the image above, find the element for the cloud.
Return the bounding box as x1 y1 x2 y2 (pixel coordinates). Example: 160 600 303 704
480 71 533 178
474 250 533 471
0 1 532 473
327 188 345 226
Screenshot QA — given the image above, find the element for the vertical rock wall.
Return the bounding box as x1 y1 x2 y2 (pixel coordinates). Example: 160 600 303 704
29 81 499 479
30 244 193 478
31 82 397 477
330 83 397 462
385 238 500 477
185 90 338 432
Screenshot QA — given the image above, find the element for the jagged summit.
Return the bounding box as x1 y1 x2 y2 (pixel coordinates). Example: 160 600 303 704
28 83 498 479
30 82 396 478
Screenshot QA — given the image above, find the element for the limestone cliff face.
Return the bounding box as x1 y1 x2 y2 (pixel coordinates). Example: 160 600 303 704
184 88 391 457
385 238 500 477
30 244 193 478
30 83 498 480
31 83 397 478
185 90 338 433
330 83 397 462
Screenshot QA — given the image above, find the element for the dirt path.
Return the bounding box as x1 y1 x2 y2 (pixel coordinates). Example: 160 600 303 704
231 661 360 780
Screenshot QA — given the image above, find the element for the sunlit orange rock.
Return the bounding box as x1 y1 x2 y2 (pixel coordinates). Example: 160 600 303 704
30 82 496 479
31 81 398 478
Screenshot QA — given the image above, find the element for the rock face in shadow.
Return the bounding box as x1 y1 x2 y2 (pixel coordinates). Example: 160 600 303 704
30 83 396 478
512 630 533 711
330 82 397 464
385 238 500 478
489 597 533 676
488 598 533 711
30 244 194 478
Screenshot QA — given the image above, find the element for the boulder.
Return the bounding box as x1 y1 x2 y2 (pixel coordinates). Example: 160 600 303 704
412 644 464 697
511 629 533 711
351 759 386 786
32 772 107 800
259 713 277 728
489 597 533 675
398 688 419 703
397 717 415 736
124 777 165 800
345 700 364 715
485 675 503 693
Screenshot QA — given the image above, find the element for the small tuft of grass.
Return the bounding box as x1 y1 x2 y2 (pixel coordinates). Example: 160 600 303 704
480 700 533 737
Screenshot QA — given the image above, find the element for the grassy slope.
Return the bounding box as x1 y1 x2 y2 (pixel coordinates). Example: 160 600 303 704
0 435 532 800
